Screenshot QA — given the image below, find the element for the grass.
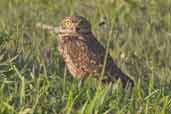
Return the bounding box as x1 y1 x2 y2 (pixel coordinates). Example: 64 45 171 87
0 0 171 114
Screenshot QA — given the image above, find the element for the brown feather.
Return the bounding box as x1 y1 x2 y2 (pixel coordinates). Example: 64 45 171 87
58 16 134 88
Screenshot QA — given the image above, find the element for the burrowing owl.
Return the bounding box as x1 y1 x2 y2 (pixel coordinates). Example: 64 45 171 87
58 16 134 88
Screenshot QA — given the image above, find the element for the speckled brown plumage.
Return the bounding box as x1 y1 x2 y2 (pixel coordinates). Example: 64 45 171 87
58 16 134 88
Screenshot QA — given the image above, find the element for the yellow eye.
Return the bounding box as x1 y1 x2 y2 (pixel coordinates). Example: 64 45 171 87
64 19 72 28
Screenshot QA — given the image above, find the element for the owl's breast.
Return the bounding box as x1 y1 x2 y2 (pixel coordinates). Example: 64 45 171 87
58 36 100 79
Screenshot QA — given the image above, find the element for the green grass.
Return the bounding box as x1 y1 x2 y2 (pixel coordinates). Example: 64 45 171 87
0 0 171 114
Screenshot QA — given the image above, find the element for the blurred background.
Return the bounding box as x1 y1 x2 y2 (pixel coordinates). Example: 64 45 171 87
0 0 171 114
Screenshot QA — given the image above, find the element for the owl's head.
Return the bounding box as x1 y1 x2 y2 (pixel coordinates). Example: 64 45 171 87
59 16 91 34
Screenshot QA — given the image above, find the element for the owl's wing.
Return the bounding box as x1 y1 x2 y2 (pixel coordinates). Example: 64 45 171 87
85 34 134 87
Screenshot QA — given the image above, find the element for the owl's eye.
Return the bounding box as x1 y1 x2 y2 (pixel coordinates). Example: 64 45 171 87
63 19 72 28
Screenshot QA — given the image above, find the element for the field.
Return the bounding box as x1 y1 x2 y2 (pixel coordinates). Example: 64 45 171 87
0 0 171 114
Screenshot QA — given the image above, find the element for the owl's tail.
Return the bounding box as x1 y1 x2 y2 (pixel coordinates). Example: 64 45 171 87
107 61 134 88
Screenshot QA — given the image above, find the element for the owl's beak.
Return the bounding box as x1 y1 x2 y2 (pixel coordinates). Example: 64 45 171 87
36 22 59 33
